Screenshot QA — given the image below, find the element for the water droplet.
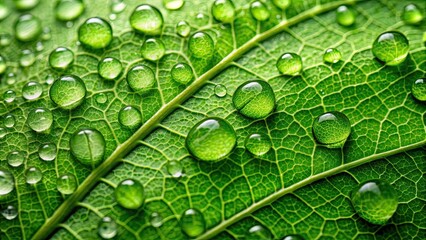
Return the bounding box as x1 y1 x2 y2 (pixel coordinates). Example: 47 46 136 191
22 81 43 100
0 33 12 47
118 106 142 128
28 107 53 132
78 17 112 49
115 179 145 209
4 114 16 128
282 235 305 240
312 111 351 148
0 55 6 74
98 57 122 80
176 20 191 38
13 0 39 10
141 38 165 61
50 75 86 109
323 48 342 63
163 0 184 10
3 90 15 103
49 47 74 70
95 93 108 104
70 128 105 167
167 160 183 178
276 52 303 76
336 5 356 27
45 74 54 85
130 4 163 35
5 73 16 85
41 27 51 40
372 31 409 66
65 21 73 28
0 1 10 20
250 1 270 21
14 14 42 42
232 80 276 119
214 84 227 97
1 205 18 220
212 0 236 23
412 78 426 101
25 166 42 184
150 212 163 227
0 169 14 196
0 128 6 139
55 0 85 21
245 133 271 156
57 174 77 194
189 32 214 58
111 0 126 13
272 0 291 10
247 225 272 240
39 143 57 161
402 3 423 25
98 217 117 239
19 49 35 67
186 117 236 161
126 65 156 93
194 13 209 27
180 208 206 237
171 63 194 85
351 180 398 225
36 41 44 51
7 151 25 167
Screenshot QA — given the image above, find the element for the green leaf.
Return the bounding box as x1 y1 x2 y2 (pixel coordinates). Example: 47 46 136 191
0 0 425 239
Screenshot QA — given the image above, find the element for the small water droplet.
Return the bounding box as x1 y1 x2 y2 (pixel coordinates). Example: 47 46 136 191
176 20 191 38
0 54 6 75
194 13 209 27
141 38 165 61
0 1 10 20
98 217 117 239
0 128 6 139
4 114 16 128
6 73 16 85
57 174 77 194
126 65 156 93
336 5 356 27
39 142 57 161
78 17 113 49
0 169 14 196
3 90 15 103
14 14 42 42
250 1 270 21
7 151 25 167
111 0 126 13
36 41 44 51
25 166 43 184
41 27 51 40
1 205 18 220
49 47 74 70
282 235 305 240
45 74 54 85
214 84 227 97
276 52 303 75
312 111 351 148
65 21 73 28
247 225 272 240
272 0 291 10
22 81 43 100
55 0 85 21
115 179 145 209
167 160 183 178
70 128 105 167
245 133 272 156
212 0 235 23
98 57 123 80
171 63 194 85
0 33 12 47
28 107 53 132
118 106 142 129
412 78 426 101
95 93 108 104
323 48 342 63
402 3 423 25
180 208 206 237
19 49 35 67
50 75 86 109
13 0 39 10
150 212 163 227
372 31 409 66
130 4 163 35
189 32 214 58
163 0 184 10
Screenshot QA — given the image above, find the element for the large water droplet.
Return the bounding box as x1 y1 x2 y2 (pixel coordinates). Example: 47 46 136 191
13 0 39 10
0 55 6 75
372 31 409 66
189 32 214 58
312 111 351 148
282 235 305 240
163 0 184 10
167 160 183 178
180 208 206 237
22 81 42 100
232 80 276 119
3 90 16 103
336 5 356 27
98 57 122 80
19 49 35 67
78 17 112 49
150 212 163 227
141 38 165 61
7 151 25 167
245 133 271 156
214 84 227 98
0 169 14 196
0 1 10 20
186 117 236 161
351 180 398 225
323 48 342 63
98 217 117 239
276 52 303 76
176 20 191 38
55 0 85 21
14 14 42 42
25 166 42 184
118 106 142 129
272 0 291 10
247 225 272 240
4 114 16 128
50 75 86 109
70 128 105 167
130 4 163 35
39 142 57 161
49 47 74 70
1 205 18 220
402 3 423 25
28 107 53 132
126 65 156 93
412 78 426 101
250 1 270 21
57 174 77 194
171 63 194 85
212 0 235 23
115 179 145 209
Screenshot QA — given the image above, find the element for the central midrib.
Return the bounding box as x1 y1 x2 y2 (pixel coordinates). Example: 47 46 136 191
31 1 359 239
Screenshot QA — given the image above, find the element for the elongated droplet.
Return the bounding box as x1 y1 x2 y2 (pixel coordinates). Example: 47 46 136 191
250 1 270 21
78 17 113 49
412 78 426 101
273 0 291 10
233 80 276 119
323 48 342 63
186 117 236 161
3 90 16 103
402 4 423 25
130 4 163 35
141 38 165 61
41 27 51 40
276 52 303 76
98 217 117 239
0 55 6 75
247 225 272 240
22 81 42 100
55 0 85 21
13 0 39 10
98 57 123 80
118 106 142 128
372 31 409 66
167 160 183 178
0 128 6 139
25 166 42 184
176 20 191 38
4 114 16 128
19 49 35 67
2 205 18 220
7 151 25 167
57 174 77 194
351 180 398 225
212 0 235 23
180 208 206 237
0 1 9 20
14 14 42 42
70 128 105 167
28 108 53 132
171 63 194 85
282 235 305 240
111 0 126 13
163 0 184 10
39 143 57 161
0 169 14 196
245 133 271 156
115 179 145 209
150 212 163 227
189 32 214 58
126 65 156 93
336 5 356 27
49 47 74 70
50 75 86 109
5 73 16 85
214 84 227 97
312 111 351 148
0 33 12 47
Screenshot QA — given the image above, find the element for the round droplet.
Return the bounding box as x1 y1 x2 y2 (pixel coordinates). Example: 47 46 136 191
78 17 112 49
402 4 423 25
1 205 18 220
55 0 85 21
232 80 276 119
115 179 145 209
41 27 51 40
180 208 206 238
0 55 7 74
98 57 122 80
28 108 53 132
19 49 35 67
22 81 42 100
95 93 108 104
336 5 356 27
98 217 117 239
194 13 209 27
176 20 191 37
312 111 351 148
0 128 6 139
49 47 74 70
70 128 105 167
212 0 235 23
4 114 15 128
412 78 426 101
14 14 42 42
372 31 409 66
272 0 290 10
167 160 183 178
118 106 142 128
0 169 14 196
126 65 156 93
7 151 25 167
163 0 184 10
247 225 272 240
323 48 342 63
130 4 163 35
189 32 214 58
0 2 9 20
36 41 44 51
111 0 126 13
50 75 86 109
141 38 165 61
250 1 270 21
214 84 227 97
150 212 163 227
45 74 55 85
57 174 77 194
25 166 42 184
171 63 194 85
245 133 272 156
186 117 236 161
0 33 12 47
282 235 305 240
38 143 57 161
5 73 16 85
276 52 303 76
351 180 398 225
13 0 39 10
3 90 16 103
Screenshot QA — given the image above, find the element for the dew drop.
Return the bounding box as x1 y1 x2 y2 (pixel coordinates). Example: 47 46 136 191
176 20 191 38
19 49 35 67
163 0 184 10
126 65 156 93
171 63 194 85
95 93 108 104
45 74 54 85
0 33 12 47
115 179 145 209
312 111 351 148
0 1 10 20
41 27 51 40
336 5 356 27
180 208 206 237
118 106 142 129
189 32 215 58
245 133 272 156
212 0 236 23
38 143 57 161
25 166 42 185
0 54 7 75
50 75 86 109
28 107 53 132
323 48 342 63
0 169 14 196
372 31 409 66
7 151 25 167
150 212 163 227
70 128 105 167
14 14 42 42
55 0 85 21
282 235 305 240
402 4 423 25
98 217 117 239
1 205 18 220
22 81 43 100
232 80 276 119
141 38 165 61
98 57 123 80
13 0 39 10
186 117 236 161
78 17 113 49
130 4 163 35
3 90 15 103
351 180 398 225
36 41 44 51
5 73 16 85
4 114 16 128
272 0 291 10
250 1 270 21
111 0 126 13
49 47 74 70
247 225 272 240
57 174 77 194
0 128 6 139
167 160 183 178
276 52 303 75
411 78 426 101
214 84 227 97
